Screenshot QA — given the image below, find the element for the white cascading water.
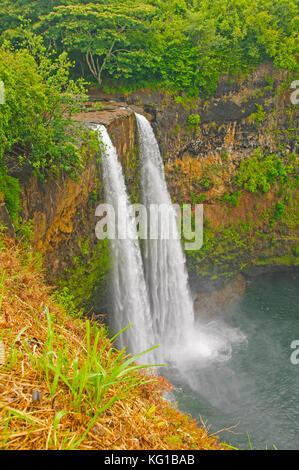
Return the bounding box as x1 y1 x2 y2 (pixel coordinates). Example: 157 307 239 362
96 125 156 361
135 113 195 362
96 117 246 371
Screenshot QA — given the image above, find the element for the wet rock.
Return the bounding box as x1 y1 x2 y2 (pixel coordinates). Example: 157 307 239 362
0 202 15 238
194 274 247 318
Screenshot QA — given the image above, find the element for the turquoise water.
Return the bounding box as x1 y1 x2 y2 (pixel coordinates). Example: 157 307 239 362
166 272 299 450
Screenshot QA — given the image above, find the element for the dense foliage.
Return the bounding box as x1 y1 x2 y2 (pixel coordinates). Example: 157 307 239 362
0 30 89 224
234 149 297 193
0 0 298 96
0 0 297 223
0 34 87 179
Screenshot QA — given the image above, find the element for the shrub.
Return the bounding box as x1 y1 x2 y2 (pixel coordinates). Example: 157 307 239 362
0 170 21 224
0 35 87 181
234 150 295 193
187 113 201 130
222 191 241 206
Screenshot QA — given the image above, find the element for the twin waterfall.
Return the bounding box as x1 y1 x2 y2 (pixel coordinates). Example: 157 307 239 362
97 125 155 359
97 114 194 364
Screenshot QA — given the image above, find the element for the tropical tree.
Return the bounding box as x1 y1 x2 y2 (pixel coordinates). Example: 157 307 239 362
0 34 87 180
37 2 156 85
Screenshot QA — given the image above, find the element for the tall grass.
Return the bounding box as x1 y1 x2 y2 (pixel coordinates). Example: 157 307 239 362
1 307 163 449
23 309 162 414
0 272 5 366
0 237 225 450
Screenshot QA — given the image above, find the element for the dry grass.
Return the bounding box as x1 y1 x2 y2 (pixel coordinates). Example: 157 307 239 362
0 237 224 450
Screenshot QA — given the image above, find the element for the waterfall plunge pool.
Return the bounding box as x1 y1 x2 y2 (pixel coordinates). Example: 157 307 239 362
163 272 299 450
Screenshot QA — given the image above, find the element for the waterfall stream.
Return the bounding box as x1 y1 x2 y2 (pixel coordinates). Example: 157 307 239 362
96 125 156 361
93 117 289 451
135 113 195 362
96 117 195 364
96 117 246 369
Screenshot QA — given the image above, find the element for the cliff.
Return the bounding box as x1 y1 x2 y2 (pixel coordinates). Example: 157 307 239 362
0 64 298 317
89 64 298 309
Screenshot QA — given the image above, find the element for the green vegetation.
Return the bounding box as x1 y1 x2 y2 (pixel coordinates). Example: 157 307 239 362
186 180 298 283
0 170 20 225
191 193 206 204
234 149 297 193
247 103 266 127
35 2 156 87
0 0 298 97
0 0 297 451
57 238 110 310
254 253 299 267
221 191 242 206
24 310 160 415
187 113 201 130
0 0 297 223
0 238 224 450
186 222 251 282
0 31 90 221
0 35 87 180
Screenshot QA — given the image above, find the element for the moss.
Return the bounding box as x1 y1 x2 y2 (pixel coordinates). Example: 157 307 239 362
254 253 299 267
57 238 110 310
263 75 275 90
234 149 296 194
0 170 21 226
186 223 253 283
172 124 181 136
185 200 298 283
174 94 199 109
280 192 298 229
77 237 91 256
191 193 206 204
187 113 201 131
221 150 229 162
221 191 242 206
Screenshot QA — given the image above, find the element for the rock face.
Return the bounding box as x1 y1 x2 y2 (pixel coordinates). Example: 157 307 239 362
194 274 247 319
89 64 298 291
72 103 138 167
21 165 98 279
90 65 296 201
9 103 141 317
0 202 15 238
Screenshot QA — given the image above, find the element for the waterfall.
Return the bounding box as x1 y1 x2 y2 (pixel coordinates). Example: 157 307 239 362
96 125 156 361
96 117 195 365
135 113 194 362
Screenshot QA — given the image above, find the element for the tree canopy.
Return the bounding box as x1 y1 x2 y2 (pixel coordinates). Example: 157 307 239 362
36 2 156 85
0 0 298 95
0 33 87 180
0 0 297 224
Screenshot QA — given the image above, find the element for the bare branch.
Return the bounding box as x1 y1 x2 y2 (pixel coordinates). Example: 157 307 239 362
85 24 127 85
